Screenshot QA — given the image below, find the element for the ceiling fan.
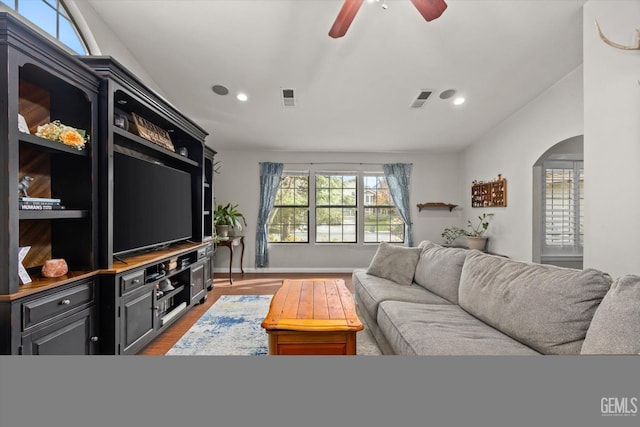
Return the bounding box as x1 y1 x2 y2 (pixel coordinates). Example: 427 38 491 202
328 0 448 38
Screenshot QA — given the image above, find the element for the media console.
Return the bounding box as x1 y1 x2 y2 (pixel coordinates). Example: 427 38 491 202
98 242 209 355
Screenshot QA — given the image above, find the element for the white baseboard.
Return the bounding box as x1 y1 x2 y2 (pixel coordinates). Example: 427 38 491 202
213 267 358 274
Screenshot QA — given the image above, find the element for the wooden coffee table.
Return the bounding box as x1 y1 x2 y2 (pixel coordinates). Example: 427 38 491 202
261 278 363 355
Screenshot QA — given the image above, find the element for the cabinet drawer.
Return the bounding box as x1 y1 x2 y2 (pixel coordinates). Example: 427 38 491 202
22 281 95 331
120 270 146 295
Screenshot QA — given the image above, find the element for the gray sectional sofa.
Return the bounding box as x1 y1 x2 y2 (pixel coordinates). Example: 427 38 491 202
353 241 640 355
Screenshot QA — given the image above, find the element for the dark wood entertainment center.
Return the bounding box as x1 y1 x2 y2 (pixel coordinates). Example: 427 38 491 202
0 13 216 354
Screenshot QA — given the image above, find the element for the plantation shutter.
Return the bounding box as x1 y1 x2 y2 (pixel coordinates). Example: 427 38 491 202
542 160 584 256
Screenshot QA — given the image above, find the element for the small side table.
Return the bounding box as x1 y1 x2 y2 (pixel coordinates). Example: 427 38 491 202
216 236 245 284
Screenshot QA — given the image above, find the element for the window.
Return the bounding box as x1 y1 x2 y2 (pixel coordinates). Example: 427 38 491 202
2 0 88 54
315 174 357 243
543 160 584 256
267 168 406 245
364 174 405 243
268 172 309 242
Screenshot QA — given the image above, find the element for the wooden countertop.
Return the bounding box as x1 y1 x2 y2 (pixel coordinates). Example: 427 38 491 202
0 241 210 302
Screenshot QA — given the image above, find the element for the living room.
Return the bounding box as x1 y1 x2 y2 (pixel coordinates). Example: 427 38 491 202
0 1 638 425
28 0 631 280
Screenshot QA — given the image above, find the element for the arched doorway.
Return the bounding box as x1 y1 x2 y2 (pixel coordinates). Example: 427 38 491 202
532 135 583 269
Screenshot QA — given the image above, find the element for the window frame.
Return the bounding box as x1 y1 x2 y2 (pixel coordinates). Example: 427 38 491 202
1 0 89 54
363 172 405 244
314 172 358 244
268 171 310 243
268 166 406 246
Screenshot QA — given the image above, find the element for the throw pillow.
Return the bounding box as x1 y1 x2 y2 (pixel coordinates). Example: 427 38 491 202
581 275 640 355
414 242 467 304
366 242 423 286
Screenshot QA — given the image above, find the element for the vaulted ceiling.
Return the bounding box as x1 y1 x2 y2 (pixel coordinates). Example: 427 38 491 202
83 0 586 153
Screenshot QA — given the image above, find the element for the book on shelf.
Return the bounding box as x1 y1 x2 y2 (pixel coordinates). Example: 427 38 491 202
19 204 66 210
19 197 62 204
19 197 65 210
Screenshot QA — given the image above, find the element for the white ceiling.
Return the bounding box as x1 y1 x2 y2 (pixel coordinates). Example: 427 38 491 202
84 0 586 153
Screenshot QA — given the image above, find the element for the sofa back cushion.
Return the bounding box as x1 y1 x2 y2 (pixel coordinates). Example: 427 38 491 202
366 242 423 286
414 241 467 304
458 251 612 355
581 275 640 355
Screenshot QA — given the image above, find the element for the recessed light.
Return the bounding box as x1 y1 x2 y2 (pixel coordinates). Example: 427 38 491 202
453 97 466 105
212 85 229 96
439 89 457 100
237 93 248 102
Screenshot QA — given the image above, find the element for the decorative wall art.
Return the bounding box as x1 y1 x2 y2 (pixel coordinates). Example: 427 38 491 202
471 174 507 208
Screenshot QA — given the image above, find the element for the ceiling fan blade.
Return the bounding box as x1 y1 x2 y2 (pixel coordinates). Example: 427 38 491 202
410 0 448 22
328 0 365 39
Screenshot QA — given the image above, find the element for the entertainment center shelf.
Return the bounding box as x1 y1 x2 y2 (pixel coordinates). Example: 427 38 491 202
0 14 216 355
19 210 88 220
112 127 199 168
19 133 90 156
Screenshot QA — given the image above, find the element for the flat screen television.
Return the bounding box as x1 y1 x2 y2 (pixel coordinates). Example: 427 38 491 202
113 152 193 256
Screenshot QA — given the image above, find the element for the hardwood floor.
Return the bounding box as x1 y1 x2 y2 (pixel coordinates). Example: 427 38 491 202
138 272 353 355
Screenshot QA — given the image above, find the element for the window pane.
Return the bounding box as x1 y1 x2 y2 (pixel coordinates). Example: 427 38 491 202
269 173 309 243
9 0 88 54
329 189 343 205
59 16 85 54
315 173 358 243
20 0 57 37
363 174 404 243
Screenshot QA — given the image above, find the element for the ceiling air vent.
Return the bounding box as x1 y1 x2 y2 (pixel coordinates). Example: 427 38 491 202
282 88 296 107
410 90 432 109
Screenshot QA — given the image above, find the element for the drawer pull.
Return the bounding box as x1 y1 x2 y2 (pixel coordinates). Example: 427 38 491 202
132 279 140 285
60 299 71 305
91 336 99 342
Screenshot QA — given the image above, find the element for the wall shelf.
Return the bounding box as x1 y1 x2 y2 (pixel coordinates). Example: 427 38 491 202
471 177 507 208
417 202 458 212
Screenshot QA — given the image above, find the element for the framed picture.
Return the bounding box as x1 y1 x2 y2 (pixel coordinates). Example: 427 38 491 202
131 113 175 152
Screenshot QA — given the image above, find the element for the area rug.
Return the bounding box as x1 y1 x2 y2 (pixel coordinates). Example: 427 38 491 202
166 294 382 356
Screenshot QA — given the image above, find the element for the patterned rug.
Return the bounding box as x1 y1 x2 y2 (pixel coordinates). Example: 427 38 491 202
166 294 382 356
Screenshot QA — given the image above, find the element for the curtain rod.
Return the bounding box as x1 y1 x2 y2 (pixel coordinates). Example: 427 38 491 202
259 162 413 166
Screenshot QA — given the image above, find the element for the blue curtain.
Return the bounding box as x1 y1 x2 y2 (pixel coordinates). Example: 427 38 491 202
255 162 283 268
383 163 413 247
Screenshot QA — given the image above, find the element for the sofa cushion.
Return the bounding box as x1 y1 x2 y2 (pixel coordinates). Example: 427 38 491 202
377 300 540 355
413 241 467 304
365 242 422 286
458 251 612 355
353 268 450 324
581 275 640 355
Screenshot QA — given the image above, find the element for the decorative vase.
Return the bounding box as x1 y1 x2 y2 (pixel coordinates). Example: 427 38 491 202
466 236 488 251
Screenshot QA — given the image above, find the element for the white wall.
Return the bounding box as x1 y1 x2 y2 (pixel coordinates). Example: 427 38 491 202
68 0 168 98
460 67 584 261
583 0 640 278
212 150 461 272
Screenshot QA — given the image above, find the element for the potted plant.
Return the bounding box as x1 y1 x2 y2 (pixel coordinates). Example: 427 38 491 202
214 203 247 239
441 213 494 250
441 226 468 246
464 213 494 250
